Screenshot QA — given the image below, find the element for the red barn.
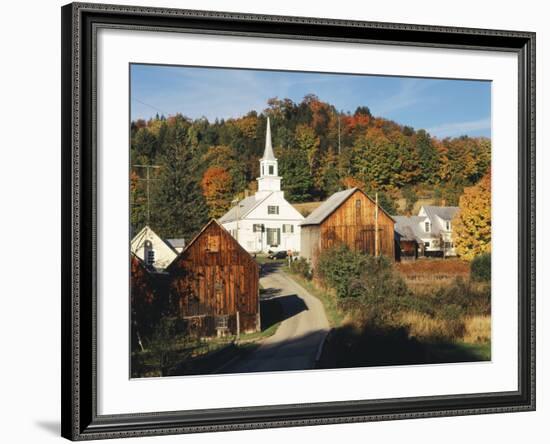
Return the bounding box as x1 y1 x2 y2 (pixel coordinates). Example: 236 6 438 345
167 220 260 337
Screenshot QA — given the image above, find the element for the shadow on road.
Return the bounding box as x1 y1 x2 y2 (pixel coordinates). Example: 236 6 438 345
260 294 308 330
217 329 327 374
259 261 284 278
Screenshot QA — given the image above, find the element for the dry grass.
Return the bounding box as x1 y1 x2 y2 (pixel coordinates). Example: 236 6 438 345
463 315 491 344
398 311 490 344
399 311 456 342
396 259 470 294
396 258 470 276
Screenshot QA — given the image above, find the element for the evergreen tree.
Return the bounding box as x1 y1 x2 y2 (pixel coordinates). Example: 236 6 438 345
150 143 209 240
276 146 314 202
415 129 439 183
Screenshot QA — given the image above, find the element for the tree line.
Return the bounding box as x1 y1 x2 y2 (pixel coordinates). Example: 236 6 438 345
130 94 491 240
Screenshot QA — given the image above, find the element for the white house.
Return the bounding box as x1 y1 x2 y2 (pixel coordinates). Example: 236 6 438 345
394 205 459 257
165 238 186 253
219 118 304 253
130 225 178 271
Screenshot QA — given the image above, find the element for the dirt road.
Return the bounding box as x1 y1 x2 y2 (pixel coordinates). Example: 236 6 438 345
220 263 330 374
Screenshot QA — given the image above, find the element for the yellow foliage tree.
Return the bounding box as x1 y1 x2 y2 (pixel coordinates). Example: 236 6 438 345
201 166 234 219
452 170 491 260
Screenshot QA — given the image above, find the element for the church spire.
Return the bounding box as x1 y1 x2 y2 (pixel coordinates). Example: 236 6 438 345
256 117 281 195
262 117 276 161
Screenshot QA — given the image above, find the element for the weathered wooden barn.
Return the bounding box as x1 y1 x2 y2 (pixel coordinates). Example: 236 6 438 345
130 253 168 350
167 219 260 337
300 188 397 268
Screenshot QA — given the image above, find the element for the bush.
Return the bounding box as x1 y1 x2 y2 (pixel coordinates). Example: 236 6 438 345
316 244 368 299
316 244 411 327
289 257 312 280
471 253 491 282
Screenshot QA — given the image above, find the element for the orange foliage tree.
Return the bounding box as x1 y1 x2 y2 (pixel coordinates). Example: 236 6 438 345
201 166 234 218
452 170 491 260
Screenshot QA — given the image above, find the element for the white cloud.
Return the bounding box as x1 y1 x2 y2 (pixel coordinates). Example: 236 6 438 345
427 117 491 138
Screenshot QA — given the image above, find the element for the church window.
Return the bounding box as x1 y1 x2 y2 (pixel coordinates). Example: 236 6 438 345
268 205 279 215
146 249 155 265
283 224 294 233
269 165 274 175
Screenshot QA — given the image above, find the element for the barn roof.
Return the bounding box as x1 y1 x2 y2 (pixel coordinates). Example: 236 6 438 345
218 193 272 223
166 219 258 271
300 188 396 226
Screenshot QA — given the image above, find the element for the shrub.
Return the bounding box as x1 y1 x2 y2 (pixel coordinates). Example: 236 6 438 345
316 244 368 299
289 257 312 280
317 244 411 327
471 253 491 282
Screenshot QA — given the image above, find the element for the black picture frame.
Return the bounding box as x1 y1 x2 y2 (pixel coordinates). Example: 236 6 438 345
61 2 536 440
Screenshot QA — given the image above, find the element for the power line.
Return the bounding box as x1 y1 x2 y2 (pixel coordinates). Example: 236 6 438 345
132 97 169 116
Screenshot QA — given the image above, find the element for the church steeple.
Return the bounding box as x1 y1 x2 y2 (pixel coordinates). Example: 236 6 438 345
262 117 276 161
257 117 281 195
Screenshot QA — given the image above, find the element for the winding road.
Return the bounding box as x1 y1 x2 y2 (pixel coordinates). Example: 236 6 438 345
220 263 330 374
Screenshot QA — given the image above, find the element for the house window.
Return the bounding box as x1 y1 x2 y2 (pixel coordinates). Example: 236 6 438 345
424 242 430 248
268 205 279 215
425 221 431 232
283 224 294 233
146 249 155 265
266 228 281 246
253 224 264 233
446 220 451 231
355 199 362 224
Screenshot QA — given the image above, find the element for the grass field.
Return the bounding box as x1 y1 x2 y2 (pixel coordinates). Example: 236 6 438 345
287 260 491 369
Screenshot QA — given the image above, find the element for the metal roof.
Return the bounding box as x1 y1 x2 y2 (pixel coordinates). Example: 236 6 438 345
393 216 430 241
421 205 459 222
300 188 358 226
165 238 186 249
218 193 272 223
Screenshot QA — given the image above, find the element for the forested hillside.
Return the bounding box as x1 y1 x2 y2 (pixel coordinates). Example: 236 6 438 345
130 94 491 239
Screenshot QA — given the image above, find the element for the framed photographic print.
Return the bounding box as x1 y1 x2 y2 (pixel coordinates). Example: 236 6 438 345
61 2 536 440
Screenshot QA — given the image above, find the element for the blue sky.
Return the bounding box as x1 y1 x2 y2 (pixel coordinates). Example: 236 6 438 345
130 64 491 139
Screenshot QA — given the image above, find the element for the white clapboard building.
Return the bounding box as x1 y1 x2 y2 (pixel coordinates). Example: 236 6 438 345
219 118 304 253
130 225 178 271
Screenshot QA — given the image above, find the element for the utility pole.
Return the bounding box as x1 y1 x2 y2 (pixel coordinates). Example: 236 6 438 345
337 110 341 156
375 192 379 257
133 164 160 224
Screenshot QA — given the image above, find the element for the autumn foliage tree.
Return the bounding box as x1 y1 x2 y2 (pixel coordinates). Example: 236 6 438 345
452 170 491 260
131 95 492 219
201 166 234 218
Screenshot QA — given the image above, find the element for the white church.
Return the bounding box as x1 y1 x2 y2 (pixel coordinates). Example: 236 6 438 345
219 118 304 253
